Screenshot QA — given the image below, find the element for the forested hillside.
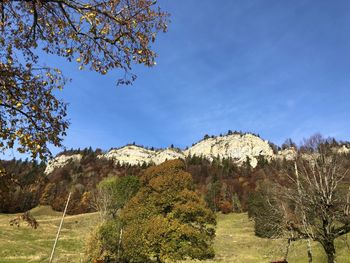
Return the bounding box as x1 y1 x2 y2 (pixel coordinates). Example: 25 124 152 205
1 134 349 217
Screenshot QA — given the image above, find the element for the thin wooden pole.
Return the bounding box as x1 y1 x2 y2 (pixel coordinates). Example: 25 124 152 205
307 239 313 263
49 192 71 263
283 238 291 261
117 227 123 260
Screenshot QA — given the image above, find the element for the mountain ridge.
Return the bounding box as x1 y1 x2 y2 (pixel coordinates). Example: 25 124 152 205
45 133 275 174
45 132 350 174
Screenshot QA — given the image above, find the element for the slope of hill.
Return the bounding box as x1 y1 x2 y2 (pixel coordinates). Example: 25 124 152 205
0 211 348 263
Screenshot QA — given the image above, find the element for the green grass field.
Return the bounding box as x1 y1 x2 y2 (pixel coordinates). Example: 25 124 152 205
0 206 349 262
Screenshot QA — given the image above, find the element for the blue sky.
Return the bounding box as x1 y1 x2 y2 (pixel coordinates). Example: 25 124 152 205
6 0 350 158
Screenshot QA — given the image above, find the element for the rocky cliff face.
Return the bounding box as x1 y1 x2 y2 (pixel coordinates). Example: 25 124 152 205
152 148 185 165
274 145 350 162
97 145 185 166
45 133 276 174
99 145 155 166
276 148 297 161
44 153 82 174
337 145 350 154
184 134 274 167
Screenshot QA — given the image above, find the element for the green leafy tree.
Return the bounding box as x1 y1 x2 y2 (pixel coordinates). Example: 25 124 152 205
205 178 222 212
113 175 141 212
232 193 242 213
93 175 140 219
0 0 169 159
247 188 283 238
120 160 216 263
86 175 140 262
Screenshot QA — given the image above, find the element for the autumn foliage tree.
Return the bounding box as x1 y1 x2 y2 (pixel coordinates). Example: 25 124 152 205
0 0 169 159
119 160 216 263
0 64 69 159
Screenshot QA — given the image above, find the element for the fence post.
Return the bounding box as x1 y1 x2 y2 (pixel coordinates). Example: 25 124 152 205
49 192 71 263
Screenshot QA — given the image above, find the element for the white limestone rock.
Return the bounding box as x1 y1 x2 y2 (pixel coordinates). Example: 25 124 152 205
98 145 185 166
337 145 350 154
44 133 281 173
100 145 155 166
153 148 185 165
45 154 82 174
276 147 297 161
184 134 274 168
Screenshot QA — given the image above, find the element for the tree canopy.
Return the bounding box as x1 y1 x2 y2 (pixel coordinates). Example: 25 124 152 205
120 160 216 263
93 175 140 219
0 0 169 159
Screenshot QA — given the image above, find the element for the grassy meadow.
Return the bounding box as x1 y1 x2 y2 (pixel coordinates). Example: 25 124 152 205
0 206 349 263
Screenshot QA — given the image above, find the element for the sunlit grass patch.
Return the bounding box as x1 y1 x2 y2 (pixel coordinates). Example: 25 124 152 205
0 209 349 262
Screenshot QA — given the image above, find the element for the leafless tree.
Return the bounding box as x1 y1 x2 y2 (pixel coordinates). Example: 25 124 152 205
280 150 350 263
90 185 114 221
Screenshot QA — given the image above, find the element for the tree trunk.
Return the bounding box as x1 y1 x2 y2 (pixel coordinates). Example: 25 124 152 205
322 239 336 263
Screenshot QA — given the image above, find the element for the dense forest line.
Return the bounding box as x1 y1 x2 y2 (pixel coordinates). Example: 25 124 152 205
0 146 272 214
1 136 349 217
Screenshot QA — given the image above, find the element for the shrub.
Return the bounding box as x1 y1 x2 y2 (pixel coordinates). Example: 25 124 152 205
219 200 232 214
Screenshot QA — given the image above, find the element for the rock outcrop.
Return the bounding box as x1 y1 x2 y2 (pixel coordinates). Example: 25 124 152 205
44 154 82 174
45 133 279 173
100 145 154 166
184 134 274 168
152 148 185 165
337 145 350 154
98 145 186 166
276 148 298 161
